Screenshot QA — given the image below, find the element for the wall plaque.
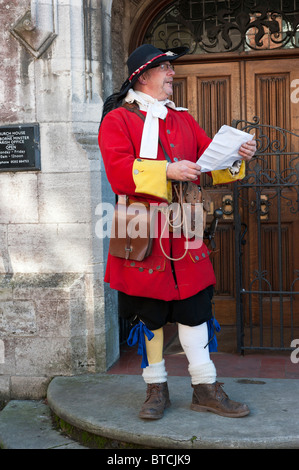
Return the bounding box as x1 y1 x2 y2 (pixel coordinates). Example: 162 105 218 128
0 123 41 171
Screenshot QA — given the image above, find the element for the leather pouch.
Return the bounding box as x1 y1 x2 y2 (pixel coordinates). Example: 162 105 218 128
109 196 155 261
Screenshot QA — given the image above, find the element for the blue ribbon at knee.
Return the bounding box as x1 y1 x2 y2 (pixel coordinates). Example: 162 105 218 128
127 321 154 368
205 317 221 352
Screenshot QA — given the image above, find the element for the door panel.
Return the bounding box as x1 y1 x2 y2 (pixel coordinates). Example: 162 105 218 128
244 59 299 330
174 62 241 132
246 59 299 134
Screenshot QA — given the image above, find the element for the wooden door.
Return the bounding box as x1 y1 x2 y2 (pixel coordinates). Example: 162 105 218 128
243 59 299 330
173 58 299 328
173 61 242 325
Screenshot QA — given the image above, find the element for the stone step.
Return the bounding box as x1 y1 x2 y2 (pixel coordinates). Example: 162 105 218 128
1 373 299 449
46 373 299 449
0 400 85 449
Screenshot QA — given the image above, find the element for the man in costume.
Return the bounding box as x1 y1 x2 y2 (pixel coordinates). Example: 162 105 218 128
98 44 256 420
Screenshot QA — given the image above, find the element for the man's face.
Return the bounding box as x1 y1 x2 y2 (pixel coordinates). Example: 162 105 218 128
140 61 175 100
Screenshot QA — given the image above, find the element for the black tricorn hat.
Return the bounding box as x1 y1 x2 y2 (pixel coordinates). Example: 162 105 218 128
100 43 189 124
126 44 188 86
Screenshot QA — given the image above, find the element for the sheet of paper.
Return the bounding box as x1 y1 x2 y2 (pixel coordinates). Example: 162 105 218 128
197 125 254 172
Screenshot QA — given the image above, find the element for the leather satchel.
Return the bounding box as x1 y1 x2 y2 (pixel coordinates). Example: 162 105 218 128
109 196 155 261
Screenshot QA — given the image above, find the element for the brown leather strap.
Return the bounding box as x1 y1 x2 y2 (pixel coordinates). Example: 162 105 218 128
122 102 172 163
122 101 145 120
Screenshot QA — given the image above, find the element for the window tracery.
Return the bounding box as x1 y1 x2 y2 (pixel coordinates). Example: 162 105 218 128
144 0 299 54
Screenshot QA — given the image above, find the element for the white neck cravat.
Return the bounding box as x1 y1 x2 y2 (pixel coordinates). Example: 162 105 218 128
124 89 187 159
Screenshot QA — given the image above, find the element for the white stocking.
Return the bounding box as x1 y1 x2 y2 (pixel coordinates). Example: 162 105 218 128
178 322 216 384
142 359 167 384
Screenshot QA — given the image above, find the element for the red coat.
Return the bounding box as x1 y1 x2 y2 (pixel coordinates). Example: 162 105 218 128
98 106 216 301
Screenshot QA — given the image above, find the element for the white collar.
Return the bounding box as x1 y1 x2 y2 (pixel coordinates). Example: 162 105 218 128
124 89 187 159
125 89 173 111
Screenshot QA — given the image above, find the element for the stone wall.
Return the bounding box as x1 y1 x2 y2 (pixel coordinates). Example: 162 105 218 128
0 0 119 400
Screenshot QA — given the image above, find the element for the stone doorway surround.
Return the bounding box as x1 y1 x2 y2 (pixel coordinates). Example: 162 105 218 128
0 0 120 400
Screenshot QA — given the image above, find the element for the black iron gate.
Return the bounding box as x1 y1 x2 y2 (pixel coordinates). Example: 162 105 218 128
233 118 299 353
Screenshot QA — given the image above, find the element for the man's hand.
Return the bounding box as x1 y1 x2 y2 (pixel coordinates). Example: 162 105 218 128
167 139 256 181
166 160 201 181
238 139 256 161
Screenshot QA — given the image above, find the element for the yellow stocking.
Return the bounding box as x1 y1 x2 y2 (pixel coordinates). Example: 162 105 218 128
144 327 164 365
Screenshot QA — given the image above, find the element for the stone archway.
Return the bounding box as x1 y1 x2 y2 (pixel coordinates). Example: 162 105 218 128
128 0 173 53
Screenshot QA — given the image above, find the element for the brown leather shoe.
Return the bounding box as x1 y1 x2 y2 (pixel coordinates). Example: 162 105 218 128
191 382 250 418
139 382 171 420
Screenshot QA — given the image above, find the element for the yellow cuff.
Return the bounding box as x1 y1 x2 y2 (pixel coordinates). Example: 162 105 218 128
212 160 246 185
133 159 172 202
